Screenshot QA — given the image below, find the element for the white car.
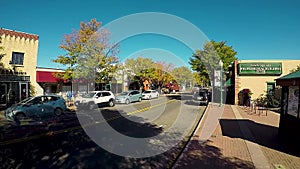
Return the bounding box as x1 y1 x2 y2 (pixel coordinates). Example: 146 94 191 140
142 90 159 100
75 91 115 109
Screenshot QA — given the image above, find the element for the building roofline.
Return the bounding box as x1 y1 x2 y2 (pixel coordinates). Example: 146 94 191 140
238 59 300 62
36 66 65 72
276 69 300 80
0 28 39 40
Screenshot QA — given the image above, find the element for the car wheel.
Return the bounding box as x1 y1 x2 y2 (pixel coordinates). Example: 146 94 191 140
15 113 25 121
54 108 63 116
108 100 115 107
138 97 142 102
125 99 130 104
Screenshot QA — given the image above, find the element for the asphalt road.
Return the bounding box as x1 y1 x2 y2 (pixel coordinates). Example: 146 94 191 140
0 93 206 169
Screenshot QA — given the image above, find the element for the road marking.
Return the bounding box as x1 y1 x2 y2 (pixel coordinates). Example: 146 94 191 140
0 99 178 146
126 99 176 116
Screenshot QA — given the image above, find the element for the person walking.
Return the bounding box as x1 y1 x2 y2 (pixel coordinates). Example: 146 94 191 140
66 91 73 106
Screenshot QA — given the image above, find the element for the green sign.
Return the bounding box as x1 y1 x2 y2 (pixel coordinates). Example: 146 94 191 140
238 62 282 75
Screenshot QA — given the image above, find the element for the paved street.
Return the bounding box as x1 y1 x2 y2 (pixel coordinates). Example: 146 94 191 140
1 94 300 169
0 93 206 169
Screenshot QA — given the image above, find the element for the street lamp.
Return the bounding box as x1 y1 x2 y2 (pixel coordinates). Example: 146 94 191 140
219 60 223 107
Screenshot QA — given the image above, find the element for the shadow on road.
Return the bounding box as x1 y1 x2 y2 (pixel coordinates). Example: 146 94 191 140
100 109 164 138
0 109 184 169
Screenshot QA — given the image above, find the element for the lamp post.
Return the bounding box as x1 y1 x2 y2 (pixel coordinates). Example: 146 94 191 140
219 60 223 107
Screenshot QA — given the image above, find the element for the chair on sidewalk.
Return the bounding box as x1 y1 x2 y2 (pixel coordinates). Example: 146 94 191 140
251 101 268 116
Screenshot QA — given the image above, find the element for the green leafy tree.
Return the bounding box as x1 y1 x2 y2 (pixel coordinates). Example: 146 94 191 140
75 29 119 83
189 40 237 85
53 19 119 83
124 57 177 89
171 66 193 87
124 57 156 80
193 71 209 87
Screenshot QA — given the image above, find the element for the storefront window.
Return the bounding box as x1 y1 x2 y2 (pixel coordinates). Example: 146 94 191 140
287 86 299 118
266 82 275 95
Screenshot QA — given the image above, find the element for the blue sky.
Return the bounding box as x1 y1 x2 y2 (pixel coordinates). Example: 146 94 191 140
1 0 300 68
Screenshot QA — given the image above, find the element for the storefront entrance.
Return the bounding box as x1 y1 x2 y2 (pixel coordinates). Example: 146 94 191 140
0 69 30 107
19 83 28 101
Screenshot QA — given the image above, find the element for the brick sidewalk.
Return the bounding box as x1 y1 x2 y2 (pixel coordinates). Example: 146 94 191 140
173 104 300 169
236 106 300 169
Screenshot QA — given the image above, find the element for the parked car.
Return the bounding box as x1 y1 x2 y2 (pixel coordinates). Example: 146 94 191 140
192 90 209 105
115 90 142 104
75 91 115 109
191 85 200 94
5 95 67 121
142 90 159 100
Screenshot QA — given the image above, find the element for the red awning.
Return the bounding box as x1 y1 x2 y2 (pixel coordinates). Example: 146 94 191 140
36 71 62 83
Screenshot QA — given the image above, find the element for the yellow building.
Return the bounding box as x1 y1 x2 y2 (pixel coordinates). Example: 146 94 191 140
230 60 300 105
0 28 40 105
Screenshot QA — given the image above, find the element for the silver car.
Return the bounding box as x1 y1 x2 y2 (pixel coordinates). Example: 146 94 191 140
5 95 67 121
115 90 142 104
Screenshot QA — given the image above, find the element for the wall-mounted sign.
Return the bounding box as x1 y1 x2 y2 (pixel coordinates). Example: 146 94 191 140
0 75 30 81
238 62 282 75
214 70 221 87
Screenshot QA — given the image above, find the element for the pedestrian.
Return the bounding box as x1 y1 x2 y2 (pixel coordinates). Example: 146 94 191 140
66 91 72 106
248 95 251 107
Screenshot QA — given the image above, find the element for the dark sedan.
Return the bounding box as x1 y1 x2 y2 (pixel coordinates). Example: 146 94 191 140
192 91 209 105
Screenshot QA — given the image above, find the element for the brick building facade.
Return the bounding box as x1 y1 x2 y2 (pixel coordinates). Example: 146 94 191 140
227 60 300 105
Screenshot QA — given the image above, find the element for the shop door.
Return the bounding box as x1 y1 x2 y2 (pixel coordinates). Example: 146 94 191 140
20 83 28 101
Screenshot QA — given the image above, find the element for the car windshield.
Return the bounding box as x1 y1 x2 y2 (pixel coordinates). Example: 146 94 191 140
18 97 33 104
143 91 151 93
119 92 129 96
82 92 95 98
198 92 207 96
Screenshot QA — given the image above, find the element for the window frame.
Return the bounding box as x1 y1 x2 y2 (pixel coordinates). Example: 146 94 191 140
266 82 275 95
10 52 25 65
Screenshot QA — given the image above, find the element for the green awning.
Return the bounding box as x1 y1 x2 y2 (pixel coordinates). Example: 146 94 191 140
276 70 300 80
